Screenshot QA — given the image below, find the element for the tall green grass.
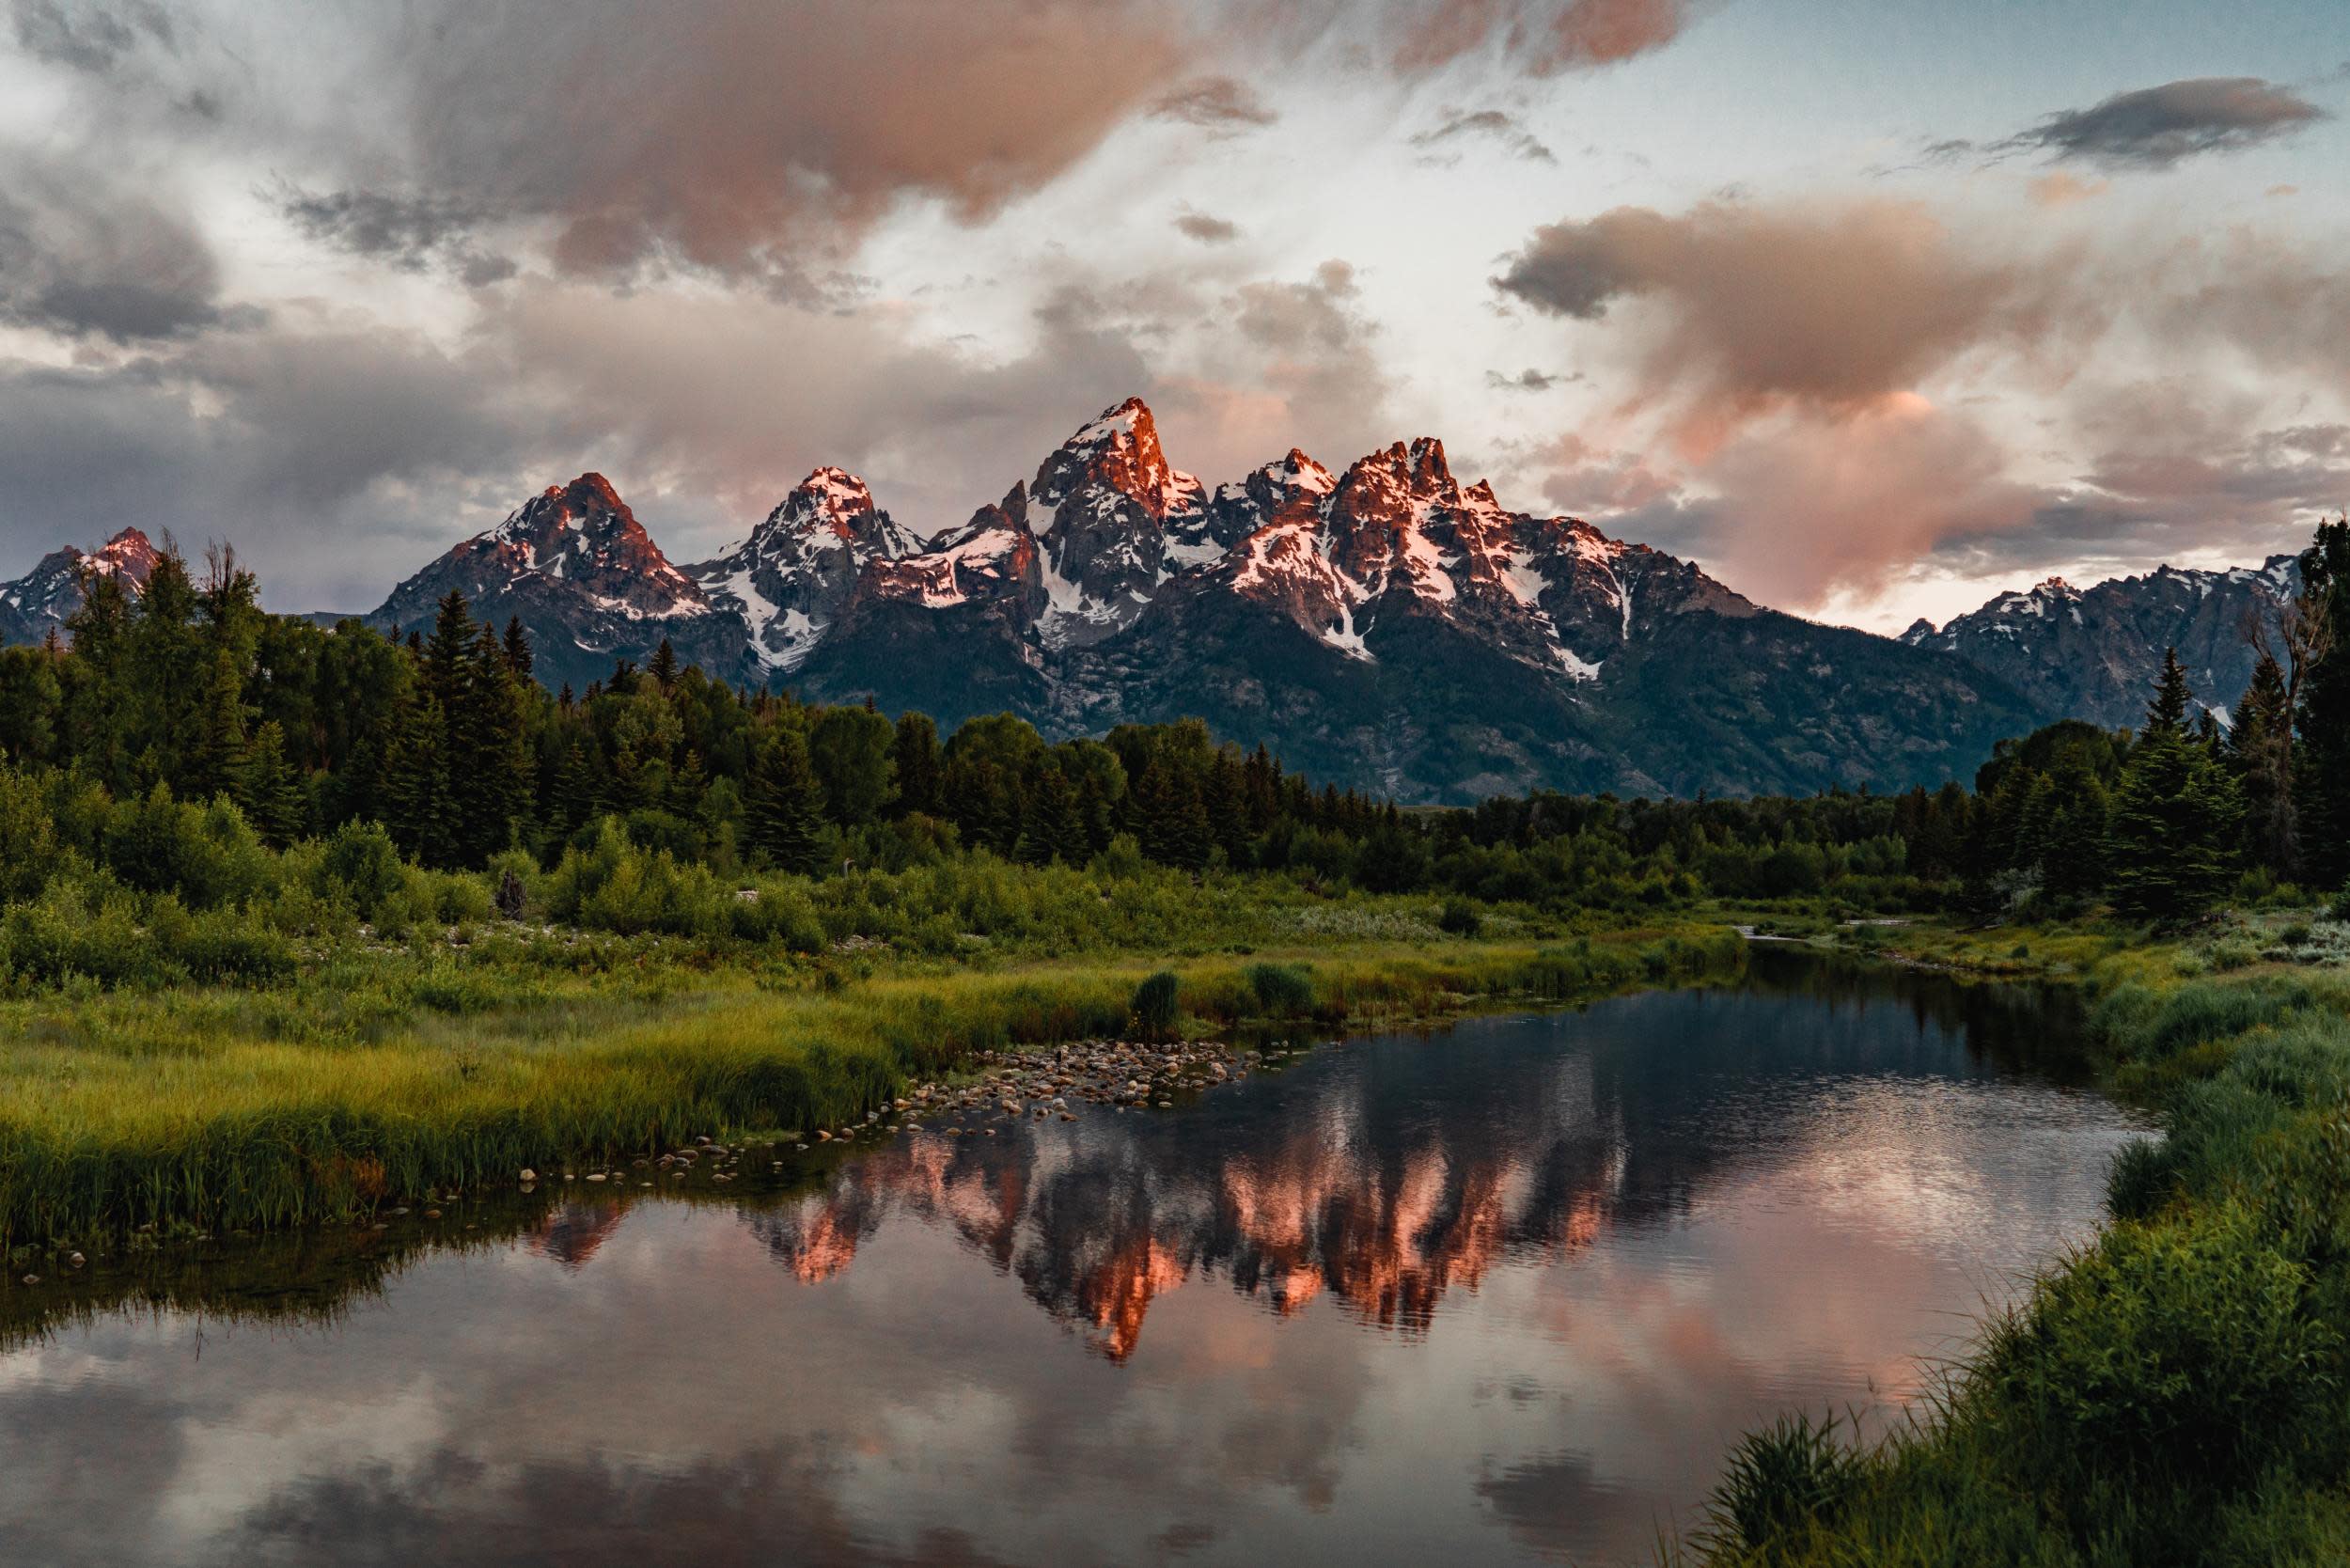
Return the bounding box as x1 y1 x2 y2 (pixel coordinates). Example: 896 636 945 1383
0 925 1743 1248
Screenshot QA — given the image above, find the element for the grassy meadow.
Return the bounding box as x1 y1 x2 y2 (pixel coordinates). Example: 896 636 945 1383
0 857 1744 1251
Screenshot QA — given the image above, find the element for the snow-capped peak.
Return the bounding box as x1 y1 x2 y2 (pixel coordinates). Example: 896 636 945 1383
1034 397 1206 525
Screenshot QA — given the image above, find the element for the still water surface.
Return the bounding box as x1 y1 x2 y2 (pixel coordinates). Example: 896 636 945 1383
0 952 2146 1565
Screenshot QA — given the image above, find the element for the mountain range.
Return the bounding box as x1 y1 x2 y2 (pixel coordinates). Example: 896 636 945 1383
0 399 2306 801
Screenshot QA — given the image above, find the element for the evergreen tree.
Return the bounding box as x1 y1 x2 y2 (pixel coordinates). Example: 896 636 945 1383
554 738 599 838
450 619 530 864
2295 518 2350 886
1014 761 1082 866
2039 753 2109 902
808 705 896 826
1204 750 1248 868
381 692 450 865
884 710 940 818
2228 651 2296 876
649 636 679 692
423 590 472 714
236 720 307 846
2108 660 2242 922
2146 646 2191 736
503 616 534 679
1137 760 1211 870
190 645 248 802
669 748 708 817
748 727 827 874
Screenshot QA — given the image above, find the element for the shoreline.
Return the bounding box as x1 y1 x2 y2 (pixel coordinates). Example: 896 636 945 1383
0 922 1748 1256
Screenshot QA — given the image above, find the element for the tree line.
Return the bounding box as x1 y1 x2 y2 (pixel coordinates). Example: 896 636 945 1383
0 517 2343 926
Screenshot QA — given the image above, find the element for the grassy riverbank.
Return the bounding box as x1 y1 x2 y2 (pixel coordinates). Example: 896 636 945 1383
1685 908 2350 1567
0 901 1742 1252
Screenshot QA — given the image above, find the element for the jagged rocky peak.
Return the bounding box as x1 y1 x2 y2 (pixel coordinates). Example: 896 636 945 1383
1901 552 2304 729
1335 437 1461 510
691 466 916 674
1023 399 1218 649
0 525 164 636
1032 397 1206 524
1213 449 1338 533
505 475 702 608
760 466 912 552
86 525 163 582
714 466 912 572
372 470 711 643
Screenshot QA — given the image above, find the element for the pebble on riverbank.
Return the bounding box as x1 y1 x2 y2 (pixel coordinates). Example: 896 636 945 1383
869 1037 1275 1137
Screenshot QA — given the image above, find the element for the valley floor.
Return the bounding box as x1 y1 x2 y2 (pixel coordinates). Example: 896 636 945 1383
14 891 2350 1566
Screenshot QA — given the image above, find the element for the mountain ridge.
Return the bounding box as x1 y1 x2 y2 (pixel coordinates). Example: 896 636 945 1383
0 399 2304 801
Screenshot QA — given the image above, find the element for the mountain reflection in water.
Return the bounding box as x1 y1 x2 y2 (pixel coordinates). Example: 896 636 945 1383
0 953 2141 1568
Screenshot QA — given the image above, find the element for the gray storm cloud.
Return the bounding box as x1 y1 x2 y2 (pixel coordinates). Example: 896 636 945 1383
0 157 225 342
2014 77 2328 169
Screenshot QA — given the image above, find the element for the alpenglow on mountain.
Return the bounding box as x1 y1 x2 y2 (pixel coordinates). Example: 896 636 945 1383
351 399 2038 800
0 526 161 646
0 399 2301 802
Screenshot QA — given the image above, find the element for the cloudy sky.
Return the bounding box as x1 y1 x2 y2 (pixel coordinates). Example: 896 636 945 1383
2 0 2344 629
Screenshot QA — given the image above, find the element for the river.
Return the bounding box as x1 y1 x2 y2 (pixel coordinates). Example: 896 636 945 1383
0 949 2147 1565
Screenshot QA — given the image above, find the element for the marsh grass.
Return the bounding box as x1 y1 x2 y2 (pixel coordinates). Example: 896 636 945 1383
0 923 1743 1249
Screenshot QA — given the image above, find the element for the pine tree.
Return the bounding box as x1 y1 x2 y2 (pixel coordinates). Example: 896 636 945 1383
2228 651 2296 876
236 720 307 846
1204 750 1248 868
807 705 896 826
748 728 827 874
2146 647 2191 736
650 636 679 693
1014 762 1081 866
423 590 473 713
189 644 249 803
503 616 534 679
554 738 599 838
2294 519 2350 886
450 619 530 864
891 712 943 818
2108 658 2242 922
669 748 708 817
381 692 450 865
2039 753 2109 902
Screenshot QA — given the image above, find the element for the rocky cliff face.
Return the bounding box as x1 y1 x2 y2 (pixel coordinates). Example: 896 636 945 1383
1903 558 2301 729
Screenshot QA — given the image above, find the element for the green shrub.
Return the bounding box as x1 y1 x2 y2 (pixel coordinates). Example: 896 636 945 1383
2106 1137 2174 1220
1246 962 1314 1016
2094 977 2315 1063
1979 1204 2340 1502
0 761 57 902
163 904 295 984
321 820 406 918
1131 970 1180 1040
0 874 156 986
1437 897 1483 937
